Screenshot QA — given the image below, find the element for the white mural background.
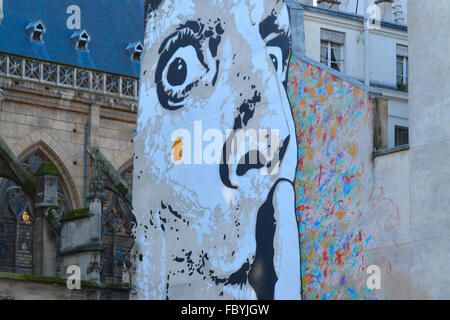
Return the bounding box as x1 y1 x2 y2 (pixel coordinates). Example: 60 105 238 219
133 0 301 299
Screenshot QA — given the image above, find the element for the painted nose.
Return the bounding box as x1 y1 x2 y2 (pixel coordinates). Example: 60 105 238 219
218 43 297 187
219 96 294 188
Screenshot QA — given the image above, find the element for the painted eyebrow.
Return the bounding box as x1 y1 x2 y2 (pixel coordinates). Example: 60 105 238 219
158 20 206 54
259 13 286 40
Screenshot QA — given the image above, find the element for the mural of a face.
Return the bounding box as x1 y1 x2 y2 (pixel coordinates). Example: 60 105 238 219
133 0 300 299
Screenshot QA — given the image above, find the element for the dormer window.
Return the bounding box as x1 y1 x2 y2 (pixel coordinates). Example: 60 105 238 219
126 41 144 61
26 20 46 42
71 29 91 51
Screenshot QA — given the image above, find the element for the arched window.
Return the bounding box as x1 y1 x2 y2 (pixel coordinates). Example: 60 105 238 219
0 142 75 276
0 177 34 274
101 165 134 284
21 148 74 276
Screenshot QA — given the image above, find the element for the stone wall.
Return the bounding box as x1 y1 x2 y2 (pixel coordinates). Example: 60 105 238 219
0 272 129 300
0 74 136 209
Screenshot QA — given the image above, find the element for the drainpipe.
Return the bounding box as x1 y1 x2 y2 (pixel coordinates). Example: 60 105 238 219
363 0 371 86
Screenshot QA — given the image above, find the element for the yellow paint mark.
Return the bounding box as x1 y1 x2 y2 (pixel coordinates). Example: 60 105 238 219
300 96 306 107
353 87 360 97
344 115 350 124
348 142 358 158
316 127 322 139
336 210 346 220
317 76 324 87
172 137 183 162
330 126 337 138
327 84 334 96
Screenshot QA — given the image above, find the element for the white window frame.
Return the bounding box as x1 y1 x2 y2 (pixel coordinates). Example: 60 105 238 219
397 55 408 85
388 116 409 149
396 44 408 88
321 40 345 72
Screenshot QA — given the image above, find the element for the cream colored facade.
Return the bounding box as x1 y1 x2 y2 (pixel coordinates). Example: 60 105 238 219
299 0 409 149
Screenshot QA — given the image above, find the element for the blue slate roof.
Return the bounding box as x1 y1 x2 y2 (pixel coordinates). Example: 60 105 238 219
0 0 144 77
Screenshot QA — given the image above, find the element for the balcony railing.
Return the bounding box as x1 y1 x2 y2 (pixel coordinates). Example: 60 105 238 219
0 53 139 100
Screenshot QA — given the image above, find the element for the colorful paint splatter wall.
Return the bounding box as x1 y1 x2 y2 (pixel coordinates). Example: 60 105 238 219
288 56 377 299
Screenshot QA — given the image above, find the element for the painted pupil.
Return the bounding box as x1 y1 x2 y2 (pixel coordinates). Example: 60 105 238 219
167 57 187 86
270 54 278 72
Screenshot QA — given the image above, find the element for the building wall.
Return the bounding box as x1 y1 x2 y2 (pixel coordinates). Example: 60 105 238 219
0 69 136 298
289 56 374 298
406 0 450 299
132 0 417 300
303 11 365 80
0 274 129 300
0 76 136 209
303 7 408 87
387 98 408 148
301 3 409 149
370 149 411 299
133 0 302 300
299 0 408 23
288 56 408 299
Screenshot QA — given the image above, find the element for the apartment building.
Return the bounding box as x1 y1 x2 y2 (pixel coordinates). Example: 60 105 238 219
299 0 409 149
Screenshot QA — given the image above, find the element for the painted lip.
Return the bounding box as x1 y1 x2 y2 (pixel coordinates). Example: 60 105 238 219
220 135 291 188
236 150 266 176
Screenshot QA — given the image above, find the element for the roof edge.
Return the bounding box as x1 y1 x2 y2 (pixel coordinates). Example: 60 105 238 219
301 3 408 32
294 54 382 95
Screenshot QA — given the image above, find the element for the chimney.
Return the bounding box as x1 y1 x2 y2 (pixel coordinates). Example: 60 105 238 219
375 0 394 21
286 1 306 57
317 0 342 10
297 0 314 5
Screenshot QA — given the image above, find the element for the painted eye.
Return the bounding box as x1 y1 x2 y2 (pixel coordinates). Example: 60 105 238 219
167 58 187 86
267 46 283 80
270 54 278 71
156 45 207 110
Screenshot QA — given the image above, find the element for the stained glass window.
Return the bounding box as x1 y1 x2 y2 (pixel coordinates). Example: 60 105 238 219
101 165 134 284
0 178 34 274
0 149 74 275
